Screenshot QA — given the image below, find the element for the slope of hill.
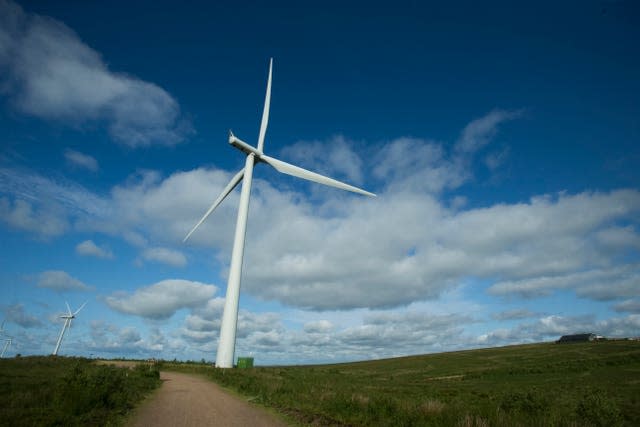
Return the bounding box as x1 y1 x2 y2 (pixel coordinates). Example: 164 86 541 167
167 341 640 426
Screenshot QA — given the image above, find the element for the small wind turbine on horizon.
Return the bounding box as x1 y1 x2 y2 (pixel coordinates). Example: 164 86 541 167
1 336 12 358
0 321 11 358
52 301 86 356
184 58 376 368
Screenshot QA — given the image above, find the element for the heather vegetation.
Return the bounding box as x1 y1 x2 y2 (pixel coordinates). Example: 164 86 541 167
165 341 640 426
0 356 160 427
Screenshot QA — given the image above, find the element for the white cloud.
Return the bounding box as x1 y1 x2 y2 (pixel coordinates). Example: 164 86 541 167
488 264 640 300
76 239 113 259
372 137 464 193
455 109 522 154
0 167 108 238
1 112 638 312
2 303 42 328
476 313 640 347
0 0 191 147
0 197 68 237
304 320 333 333
280 135 365 185
36 270 92 292
614 299 640 313
492 309 536 321
3 167 639 310
484 147 510 171
88 321 165 355
240 188 640 310
245 308 474 363
141 247 187 267
104 279 217 319
64 149 98 172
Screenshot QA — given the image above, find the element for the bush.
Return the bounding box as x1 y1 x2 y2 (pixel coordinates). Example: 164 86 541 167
0 357 161 426
576 390 623 427
499 389 549 416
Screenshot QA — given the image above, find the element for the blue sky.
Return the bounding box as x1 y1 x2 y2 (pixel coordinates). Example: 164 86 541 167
0 0 639 364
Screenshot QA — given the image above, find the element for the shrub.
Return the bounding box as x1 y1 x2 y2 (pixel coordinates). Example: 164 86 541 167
576 390 623 427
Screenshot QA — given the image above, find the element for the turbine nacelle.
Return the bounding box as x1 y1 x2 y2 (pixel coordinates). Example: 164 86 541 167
229 132 263 157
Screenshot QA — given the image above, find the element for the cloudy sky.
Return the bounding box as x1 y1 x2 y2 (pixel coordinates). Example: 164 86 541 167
1 0 639 364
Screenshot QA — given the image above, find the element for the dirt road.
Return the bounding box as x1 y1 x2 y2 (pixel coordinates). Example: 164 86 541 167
127 371 288 427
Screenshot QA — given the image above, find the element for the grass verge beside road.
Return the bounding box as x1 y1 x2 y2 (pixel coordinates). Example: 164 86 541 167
0 356 161 427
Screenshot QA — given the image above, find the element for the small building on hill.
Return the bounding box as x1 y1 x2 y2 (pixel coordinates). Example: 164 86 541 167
557 333 597 343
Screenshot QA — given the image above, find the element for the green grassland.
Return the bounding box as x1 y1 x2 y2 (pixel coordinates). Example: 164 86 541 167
165 341 640 426
0 356 161 427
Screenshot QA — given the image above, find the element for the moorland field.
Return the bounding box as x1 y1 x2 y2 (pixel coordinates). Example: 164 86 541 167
1 341 638 426
166 341 640 426
0 356 160 426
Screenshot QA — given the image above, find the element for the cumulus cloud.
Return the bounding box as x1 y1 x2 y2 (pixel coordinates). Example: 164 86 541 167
2 303 42 328
76 239 113 259
0 0 191 147
280 135 365 185
88 321 165 355
476 313 640 347
492 309 536 321
104 279 216 319
177 297 288 356
488 263 640 300
455 109 522 154
0 167 108 238
614 299 640 313
141 247 187 267
304 320 333 333
373 137 464 193
36 270 92 291
3 169 640 311
0 196 68 237
241 309 475 363
240 188 640 310
64 149 98 172
1 111 638 313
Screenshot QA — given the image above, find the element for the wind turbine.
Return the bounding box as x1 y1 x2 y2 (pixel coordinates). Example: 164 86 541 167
184 58 376 368
1 337 11 358
0 321 11 358
52 301 86 356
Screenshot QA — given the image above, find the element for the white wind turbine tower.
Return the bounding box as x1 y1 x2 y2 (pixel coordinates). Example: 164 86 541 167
1 336 11 358
0 321 11 358
184 59 376 368
52 302 86 356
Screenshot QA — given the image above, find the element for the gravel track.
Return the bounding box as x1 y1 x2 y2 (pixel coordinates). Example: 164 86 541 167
127 371 288 427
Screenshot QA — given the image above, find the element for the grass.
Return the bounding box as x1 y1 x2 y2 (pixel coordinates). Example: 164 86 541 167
0 356 161 427
164 340 640 426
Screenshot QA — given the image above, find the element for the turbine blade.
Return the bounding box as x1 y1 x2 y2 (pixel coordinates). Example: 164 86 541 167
74 301 87 316
183 168 245 242
256 58 273 153
261 155 376 197
65 302 72 316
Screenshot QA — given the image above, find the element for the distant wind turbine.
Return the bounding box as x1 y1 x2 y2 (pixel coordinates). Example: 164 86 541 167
1 337 11 358
0 321 11 358
52 301 86 356
184 58 376 368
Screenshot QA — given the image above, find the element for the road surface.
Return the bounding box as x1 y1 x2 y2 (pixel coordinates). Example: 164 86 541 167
127 371 288 427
